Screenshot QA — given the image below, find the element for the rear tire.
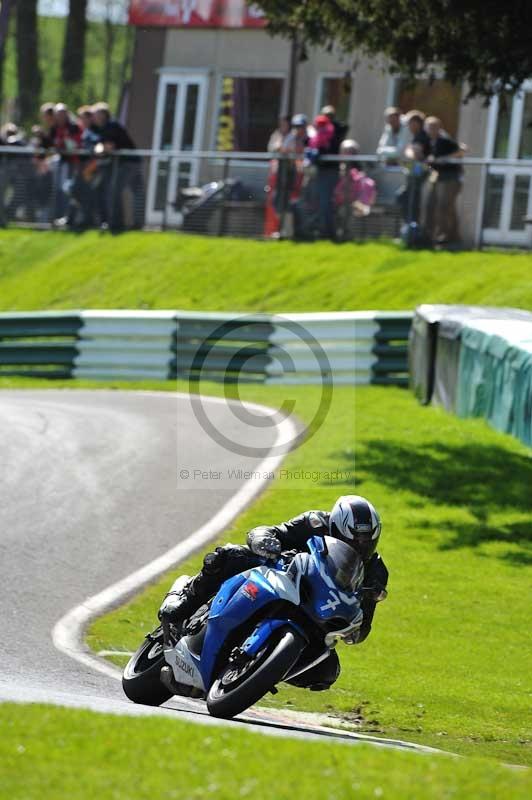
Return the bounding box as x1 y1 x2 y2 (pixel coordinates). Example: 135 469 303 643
122 628 172 706
206 627 304 719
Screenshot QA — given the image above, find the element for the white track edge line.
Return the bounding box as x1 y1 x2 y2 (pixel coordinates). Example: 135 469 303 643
52 393 297 681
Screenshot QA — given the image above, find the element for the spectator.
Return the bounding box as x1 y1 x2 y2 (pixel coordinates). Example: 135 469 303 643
399 110 431 226
404 110 431 160
265 114 308 238
49 103 81 153
48 103 82 223
376 106 410 163
92 102 141 230
320 104 348 153
308 113 339 239
333 139 376 240
0 122 25 146
0 123 33 223
267 115 291 153
77 105 101 150
68 106 103 229
29 126 53 222
93 102 136 150
422 116 465 247
39 103 55 146
282 114 309 238
334 139 376 215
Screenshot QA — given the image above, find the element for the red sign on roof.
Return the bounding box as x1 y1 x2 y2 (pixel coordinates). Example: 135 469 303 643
129 0 267 28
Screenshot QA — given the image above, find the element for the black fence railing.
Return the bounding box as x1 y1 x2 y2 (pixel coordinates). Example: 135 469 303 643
1 148 531 247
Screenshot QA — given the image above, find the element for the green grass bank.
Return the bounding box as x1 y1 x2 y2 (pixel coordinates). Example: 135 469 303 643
1 703 530 800
1 229 532 312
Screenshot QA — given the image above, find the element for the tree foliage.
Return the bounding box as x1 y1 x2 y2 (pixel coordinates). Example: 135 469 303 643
256 0 532 101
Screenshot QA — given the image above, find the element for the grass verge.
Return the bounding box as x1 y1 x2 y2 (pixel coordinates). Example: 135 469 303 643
1 703 530 800
1 229 532 311
3 377 527 765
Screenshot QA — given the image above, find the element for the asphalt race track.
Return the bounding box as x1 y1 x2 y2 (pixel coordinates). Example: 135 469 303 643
0 390 440 753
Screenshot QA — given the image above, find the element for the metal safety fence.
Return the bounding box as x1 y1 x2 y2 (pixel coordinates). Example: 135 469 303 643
1 147 530 248
0 310 412 385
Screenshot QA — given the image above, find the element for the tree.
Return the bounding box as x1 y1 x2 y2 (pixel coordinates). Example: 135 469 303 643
16 0 42 123
256 0 532 101
0 0 15 107
61 0 88 90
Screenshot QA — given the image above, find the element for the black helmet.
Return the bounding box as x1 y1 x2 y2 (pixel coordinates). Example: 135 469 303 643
329 495 382 560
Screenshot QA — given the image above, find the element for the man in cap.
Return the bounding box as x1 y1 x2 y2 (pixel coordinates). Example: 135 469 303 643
376 106 410 163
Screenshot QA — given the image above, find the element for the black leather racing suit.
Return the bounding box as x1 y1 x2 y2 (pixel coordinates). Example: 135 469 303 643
177 510 389 690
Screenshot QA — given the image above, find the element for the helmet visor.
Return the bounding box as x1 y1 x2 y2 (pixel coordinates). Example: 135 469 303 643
325 539 364 592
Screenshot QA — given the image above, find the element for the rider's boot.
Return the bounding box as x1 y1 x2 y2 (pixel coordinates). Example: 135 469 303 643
157 571 215 629
158 546 236 629
158 588 198 628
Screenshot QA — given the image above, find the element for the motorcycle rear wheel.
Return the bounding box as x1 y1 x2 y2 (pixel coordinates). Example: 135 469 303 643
206 627 304 719
122 627 173 706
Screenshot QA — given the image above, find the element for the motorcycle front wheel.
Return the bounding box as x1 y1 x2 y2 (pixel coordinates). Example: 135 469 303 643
122 626 173 706
206 626 304 719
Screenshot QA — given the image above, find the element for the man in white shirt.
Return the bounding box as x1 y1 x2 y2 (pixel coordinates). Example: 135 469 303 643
376 106 410 163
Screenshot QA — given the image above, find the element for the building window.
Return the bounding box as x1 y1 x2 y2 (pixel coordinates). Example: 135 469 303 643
216 76 284 151
397 79 462 137
316 75 352 122
518 91 532 159
493 92 512 158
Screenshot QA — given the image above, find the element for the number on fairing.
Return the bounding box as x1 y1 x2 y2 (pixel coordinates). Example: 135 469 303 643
320 590 342 612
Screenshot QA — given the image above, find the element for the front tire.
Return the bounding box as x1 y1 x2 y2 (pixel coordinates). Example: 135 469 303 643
206 627 304 719
122 627 172 706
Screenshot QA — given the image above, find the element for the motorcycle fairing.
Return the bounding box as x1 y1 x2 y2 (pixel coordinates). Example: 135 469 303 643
302 537 362 625
198 567 295 688
242 617 307 657
164 638 205 690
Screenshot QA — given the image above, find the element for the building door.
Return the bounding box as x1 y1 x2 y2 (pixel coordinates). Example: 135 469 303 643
482 83 532 246
146 72 208 226
397 78 462 138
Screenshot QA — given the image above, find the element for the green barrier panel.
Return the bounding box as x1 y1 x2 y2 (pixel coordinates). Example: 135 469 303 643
457 322 532 447
0 312 82 339
0 344 78 365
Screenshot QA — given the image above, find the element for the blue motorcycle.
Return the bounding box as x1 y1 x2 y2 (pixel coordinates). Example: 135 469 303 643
122 535 364 719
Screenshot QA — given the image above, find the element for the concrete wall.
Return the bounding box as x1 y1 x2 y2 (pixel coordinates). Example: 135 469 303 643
151 28 394 152
127 28 168 148
456 95 489 246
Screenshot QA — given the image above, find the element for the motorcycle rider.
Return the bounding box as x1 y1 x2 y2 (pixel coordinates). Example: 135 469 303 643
159 495 388 691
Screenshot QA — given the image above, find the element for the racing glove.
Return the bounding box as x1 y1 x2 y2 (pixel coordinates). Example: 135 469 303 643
361 586 388 603
248 527 282 560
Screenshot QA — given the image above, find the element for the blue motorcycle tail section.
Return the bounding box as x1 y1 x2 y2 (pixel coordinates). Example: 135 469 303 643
199 568 283 688
242 618 306 657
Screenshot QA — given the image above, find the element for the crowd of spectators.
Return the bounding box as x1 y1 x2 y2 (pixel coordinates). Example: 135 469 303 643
0 98 466 245
379 106 466 247
266 103 466 248
0 101 141 231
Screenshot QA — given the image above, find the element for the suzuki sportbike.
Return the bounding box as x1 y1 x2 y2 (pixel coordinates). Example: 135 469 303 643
122 536 364 719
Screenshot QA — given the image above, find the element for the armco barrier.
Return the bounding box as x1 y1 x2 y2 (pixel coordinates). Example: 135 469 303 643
0 310 412 385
